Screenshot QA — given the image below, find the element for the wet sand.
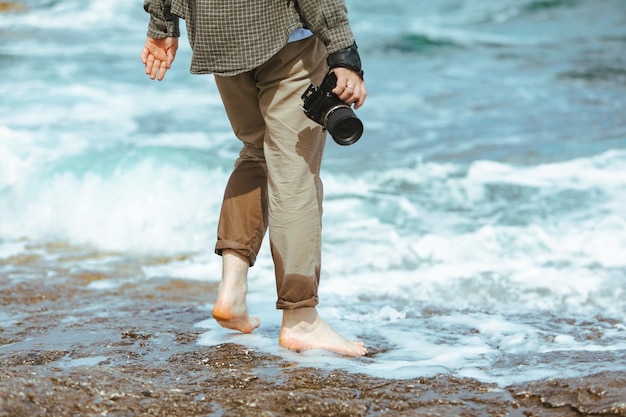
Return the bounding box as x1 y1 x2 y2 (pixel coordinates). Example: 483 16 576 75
1 243 625 416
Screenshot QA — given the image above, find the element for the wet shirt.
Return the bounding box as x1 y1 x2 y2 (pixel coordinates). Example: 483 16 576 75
144 0 355 75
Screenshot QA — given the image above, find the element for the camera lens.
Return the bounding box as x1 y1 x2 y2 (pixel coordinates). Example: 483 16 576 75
325 106 364 146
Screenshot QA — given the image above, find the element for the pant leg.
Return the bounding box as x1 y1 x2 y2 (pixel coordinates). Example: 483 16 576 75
215 36 328 310
256 36 328 310
214 71 268 266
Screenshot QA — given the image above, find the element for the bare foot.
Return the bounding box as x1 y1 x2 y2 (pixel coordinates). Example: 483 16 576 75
212 250 260 334
212 298 260 333
279 307 366 357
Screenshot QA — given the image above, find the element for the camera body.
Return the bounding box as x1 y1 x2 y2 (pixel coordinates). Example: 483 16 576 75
301 71 363 146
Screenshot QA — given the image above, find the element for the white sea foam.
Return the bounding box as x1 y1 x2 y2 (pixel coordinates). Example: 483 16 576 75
59 356 109 368
3 140 625 386
194 149 626 384
142 252 221 282
1 0 140 30
1 159 223 253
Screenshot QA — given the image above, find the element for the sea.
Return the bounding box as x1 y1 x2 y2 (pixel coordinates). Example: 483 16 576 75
1 0 625 387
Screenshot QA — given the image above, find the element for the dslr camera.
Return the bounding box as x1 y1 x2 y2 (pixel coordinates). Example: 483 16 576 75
301 71 363 146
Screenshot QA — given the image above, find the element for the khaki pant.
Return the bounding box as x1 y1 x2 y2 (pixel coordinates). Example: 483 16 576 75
214 36 328 310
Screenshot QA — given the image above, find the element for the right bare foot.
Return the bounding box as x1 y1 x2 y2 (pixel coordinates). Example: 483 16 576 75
279 307 367 357
212 250 260 334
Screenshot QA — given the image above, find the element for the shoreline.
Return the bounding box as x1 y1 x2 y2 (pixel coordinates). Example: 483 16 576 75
1 244 625 416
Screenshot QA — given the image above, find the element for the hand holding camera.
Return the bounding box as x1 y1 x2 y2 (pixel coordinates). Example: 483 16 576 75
331 67 367 110
301 70 365 146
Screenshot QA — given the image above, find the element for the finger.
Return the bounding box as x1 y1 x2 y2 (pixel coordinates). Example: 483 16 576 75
331 72 349 95
140 46 149 65
332 81 348 97
166 50 175 68
338 83 359 103
353 85 367 110
337 88 354 103
344 82 366 109
150 58 161 81
145 54 154 76
166 44 178 68
157 60 168 81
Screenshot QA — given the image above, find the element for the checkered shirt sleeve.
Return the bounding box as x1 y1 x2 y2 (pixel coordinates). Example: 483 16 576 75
144 0 355 75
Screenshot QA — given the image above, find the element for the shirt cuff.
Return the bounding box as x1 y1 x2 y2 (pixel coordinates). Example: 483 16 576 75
146 15 180 38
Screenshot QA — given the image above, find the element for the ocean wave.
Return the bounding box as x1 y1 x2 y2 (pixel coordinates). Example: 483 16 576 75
520 0 580 14
324 149 626 272
378 26 542 56
382 33 463 54
559 65 626 85
0 141 229 253
0 0 143 30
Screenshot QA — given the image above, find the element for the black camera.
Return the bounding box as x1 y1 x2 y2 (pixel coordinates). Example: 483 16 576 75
301 71 363 146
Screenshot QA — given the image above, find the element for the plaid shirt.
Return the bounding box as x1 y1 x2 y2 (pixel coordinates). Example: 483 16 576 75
144 0 355 75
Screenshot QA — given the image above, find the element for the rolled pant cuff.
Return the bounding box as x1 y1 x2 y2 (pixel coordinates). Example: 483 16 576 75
276 295 319 310
215 239 258 267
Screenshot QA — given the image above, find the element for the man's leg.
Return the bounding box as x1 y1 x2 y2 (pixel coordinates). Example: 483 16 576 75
255 36 326 311
256 37 366 356
214 72 269 267
212 71 268 332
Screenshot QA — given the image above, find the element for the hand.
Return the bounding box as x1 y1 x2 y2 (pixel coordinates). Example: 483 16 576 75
331 67 367 110
141 37 179 81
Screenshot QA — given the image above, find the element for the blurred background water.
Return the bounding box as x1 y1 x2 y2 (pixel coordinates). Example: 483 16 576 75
1 0 625 385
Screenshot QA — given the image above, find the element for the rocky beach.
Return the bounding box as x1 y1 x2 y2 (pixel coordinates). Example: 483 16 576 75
1 243 625 417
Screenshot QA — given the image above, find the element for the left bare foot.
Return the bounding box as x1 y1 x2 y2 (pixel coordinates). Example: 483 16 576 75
212 250 260 334
279 307 366 357
212 297 260 334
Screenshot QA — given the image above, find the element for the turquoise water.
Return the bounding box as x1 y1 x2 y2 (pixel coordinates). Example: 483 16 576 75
1 0 626 385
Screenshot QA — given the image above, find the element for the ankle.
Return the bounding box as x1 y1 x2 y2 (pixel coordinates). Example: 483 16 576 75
282 307 318 328
219 250 250 293
222 249 249 268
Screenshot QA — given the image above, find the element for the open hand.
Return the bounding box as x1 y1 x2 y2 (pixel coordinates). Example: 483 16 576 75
141 37 179 81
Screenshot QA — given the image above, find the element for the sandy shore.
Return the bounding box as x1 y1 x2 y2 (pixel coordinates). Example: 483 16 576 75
1 243 625 416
